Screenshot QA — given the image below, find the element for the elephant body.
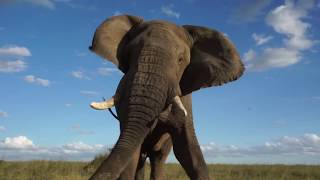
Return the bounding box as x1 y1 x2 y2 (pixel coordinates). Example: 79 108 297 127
89 15 244 180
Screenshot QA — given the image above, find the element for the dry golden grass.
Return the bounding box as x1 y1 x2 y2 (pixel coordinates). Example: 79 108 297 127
0 160 319 180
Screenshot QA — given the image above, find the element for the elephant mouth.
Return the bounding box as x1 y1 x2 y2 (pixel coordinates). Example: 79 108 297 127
90 92 187 116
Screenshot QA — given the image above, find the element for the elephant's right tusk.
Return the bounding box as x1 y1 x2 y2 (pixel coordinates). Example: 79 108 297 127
173 96 187 116
90 96 115 110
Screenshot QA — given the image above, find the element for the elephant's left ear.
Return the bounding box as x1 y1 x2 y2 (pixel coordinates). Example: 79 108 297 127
180 25 245 95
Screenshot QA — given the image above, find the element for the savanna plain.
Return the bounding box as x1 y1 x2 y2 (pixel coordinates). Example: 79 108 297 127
0 155 319 180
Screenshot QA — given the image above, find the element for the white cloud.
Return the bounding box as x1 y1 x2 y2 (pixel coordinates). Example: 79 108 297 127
0 45 31 57
244 0 316 71
266 0 314 50
245 47 300 70
0 45 30 73
80 90 99 96
0 111 8 118
62 142 103 153
24 75 50 87
201 133 320 159
0 136 35 149
97 67 120 76
0 136 107 161
1 134 320 162
243 49 256 62
71 70 90 80
252 33 273 45
0 60 27 73
0 126 6 132
161 5 180 19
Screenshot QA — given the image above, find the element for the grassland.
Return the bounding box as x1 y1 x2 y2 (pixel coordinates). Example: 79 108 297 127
0 159 319 180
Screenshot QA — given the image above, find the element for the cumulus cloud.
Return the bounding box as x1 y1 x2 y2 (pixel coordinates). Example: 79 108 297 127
245 47 300 70
245 0 316 71
0 136 36 149
161 5 180 19
0 45 31 73
97 67 120 76
252 33 273 45
62 142 103 154
0 136 107 161
0 45 31 57
0 111 8 118
201 133 320 159
2 134 319 162
232 0 272 22
0 60 27 73
24 75 50 87
266 0 314 50
71 70 90 80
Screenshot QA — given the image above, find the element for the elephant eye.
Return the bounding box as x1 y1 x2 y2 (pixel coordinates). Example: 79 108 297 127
178 57 183 64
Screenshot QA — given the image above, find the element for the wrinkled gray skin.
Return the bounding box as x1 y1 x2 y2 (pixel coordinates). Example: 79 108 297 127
109 106 172 180
89 15 244 180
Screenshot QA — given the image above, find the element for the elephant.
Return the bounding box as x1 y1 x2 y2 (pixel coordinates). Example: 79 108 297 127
93 103 173 180
89 14 244 180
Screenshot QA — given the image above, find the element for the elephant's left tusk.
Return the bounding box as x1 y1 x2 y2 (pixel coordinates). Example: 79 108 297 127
90 96 115 110
173 96 187 116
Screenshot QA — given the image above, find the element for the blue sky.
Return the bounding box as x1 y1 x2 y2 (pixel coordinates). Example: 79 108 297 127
0 0 320 163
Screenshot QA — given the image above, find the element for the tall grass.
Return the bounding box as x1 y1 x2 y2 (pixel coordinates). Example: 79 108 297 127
0 159 319 180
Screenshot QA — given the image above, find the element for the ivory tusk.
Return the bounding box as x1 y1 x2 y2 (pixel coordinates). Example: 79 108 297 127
90 96 115 110
173 96 187 116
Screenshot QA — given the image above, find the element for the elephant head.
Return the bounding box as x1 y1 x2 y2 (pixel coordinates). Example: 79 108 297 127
89 15 244 179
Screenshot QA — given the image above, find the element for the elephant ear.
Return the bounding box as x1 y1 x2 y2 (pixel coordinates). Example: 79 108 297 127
89 15 143 73
180 25 245 95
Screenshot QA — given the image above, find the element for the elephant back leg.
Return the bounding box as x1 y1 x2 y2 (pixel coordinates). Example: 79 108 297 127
135 152 147 180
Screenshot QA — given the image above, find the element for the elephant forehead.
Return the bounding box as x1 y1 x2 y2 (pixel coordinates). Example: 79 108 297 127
138 20 191 46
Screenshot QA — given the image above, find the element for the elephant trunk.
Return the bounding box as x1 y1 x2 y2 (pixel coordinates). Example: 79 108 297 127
90 53 168 180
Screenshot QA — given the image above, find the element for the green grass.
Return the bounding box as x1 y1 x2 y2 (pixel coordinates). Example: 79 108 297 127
0 160 319 180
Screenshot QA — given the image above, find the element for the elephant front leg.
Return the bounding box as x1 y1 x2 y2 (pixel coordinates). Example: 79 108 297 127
117 146 142 180
170 119 210 180
168 95 211 180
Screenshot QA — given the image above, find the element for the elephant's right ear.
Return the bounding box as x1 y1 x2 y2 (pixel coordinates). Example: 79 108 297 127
89 15 143 73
